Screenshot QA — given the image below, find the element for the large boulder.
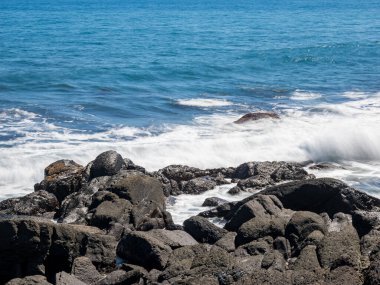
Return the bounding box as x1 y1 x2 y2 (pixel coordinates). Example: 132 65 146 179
106 171 166 230
0 217 116 284
183 216 227 244
0 190 58 217
317 213 361 269
261 178 380 216
89 150 125 180
224 195 284 231
34 160 84 203
235 216 287 247
116 231 172 270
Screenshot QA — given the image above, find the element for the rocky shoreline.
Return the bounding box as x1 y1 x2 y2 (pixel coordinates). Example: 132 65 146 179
0 150 379 285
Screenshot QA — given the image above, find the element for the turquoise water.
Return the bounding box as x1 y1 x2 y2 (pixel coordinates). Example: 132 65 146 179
0 0 380 198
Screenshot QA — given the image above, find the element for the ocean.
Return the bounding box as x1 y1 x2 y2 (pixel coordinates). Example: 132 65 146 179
1 0 380 202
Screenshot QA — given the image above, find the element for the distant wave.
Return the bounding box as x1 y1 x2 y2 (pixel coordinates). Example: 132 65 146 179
1 92 380 199
290 90 322 101
176 98 233 107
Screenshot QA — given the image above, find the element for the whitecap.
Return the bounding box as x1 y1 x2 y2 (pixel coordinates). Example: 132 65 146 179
290 90 322 100
176 98 233 107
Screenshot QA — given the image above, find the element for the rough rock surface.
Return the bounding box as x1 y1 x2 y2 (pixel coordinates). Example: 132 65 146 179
234 112 280 124
2 153 380 285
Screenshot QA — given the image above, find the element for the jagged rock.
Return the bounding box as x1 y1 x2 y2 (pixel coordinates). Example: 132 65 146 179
224 195 284 231
183 216 227 244
123 158 146 173
116 231 172 270
365 244 380 285
94 266 146 285
56 271 87 285
0 190 58 217
234 112 280 124
235 216 287 247
105 171 166 230
181 176 217 194
285 211 327 254
90 150 125 180
5 275 52 285
71 256 103 284
215 232 237 252
325 266 363 285
261 178 380 216
149 229 198 248
290 245 321 271
202 197 228 207
0 217 116 284
34 160 83 203
317 213 361 269
89 198 132 230
352 210 380 237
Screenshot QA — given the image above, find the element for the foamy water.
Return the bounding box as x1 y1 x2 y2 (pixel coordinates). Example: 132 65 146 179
1 92 380 200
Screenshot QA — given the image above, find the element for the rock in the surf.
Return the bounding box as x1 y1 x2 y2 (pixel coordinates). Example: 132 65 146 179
234 112 280 124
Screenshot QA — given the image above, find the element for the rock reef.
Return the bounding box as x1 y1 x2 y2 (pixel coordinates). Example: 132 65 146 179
0 150 380 285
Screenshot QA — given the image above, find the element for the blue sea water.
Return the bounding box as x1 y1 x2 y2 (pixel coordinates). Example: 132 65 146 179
0 0 380 199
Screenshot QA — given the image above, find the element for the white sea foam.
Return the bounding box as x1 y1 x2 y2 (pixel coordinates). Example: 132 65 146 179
1 92 380 200
290 90 322 100
176 98 233 107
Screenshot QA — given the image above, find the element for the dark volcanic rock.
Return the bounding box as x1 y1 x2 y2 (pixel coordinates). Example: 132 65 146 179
184 216 227 244
0 190 58 217
56 271 87 285
5 275 52 285
202 197 228 207
90 150 125 179
34 160 83 203
308 162 345 170
261 178 380 216
182 176 218 194
116 231 172 270
365 244 380 285
234 112 280 124
317 213 361 269
224 195 284 231
0 217 116 284
235 216 287 247
71 256 103 284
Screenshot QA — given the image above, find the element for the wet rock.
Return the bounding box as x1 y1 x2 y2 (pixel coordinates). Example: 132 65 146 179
34 160 83 203
261 178 380 216
183 216 227 244
90 150 125 180
317 213 361 269
234 112 280 124
227 186 241 195
123 158 146 173
0 190 58 217
308 162 345 170
235 216 287 246
71 256 103 284
116 231 172 270
5 275 52 285
202 197 228 207
182 176 217 194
